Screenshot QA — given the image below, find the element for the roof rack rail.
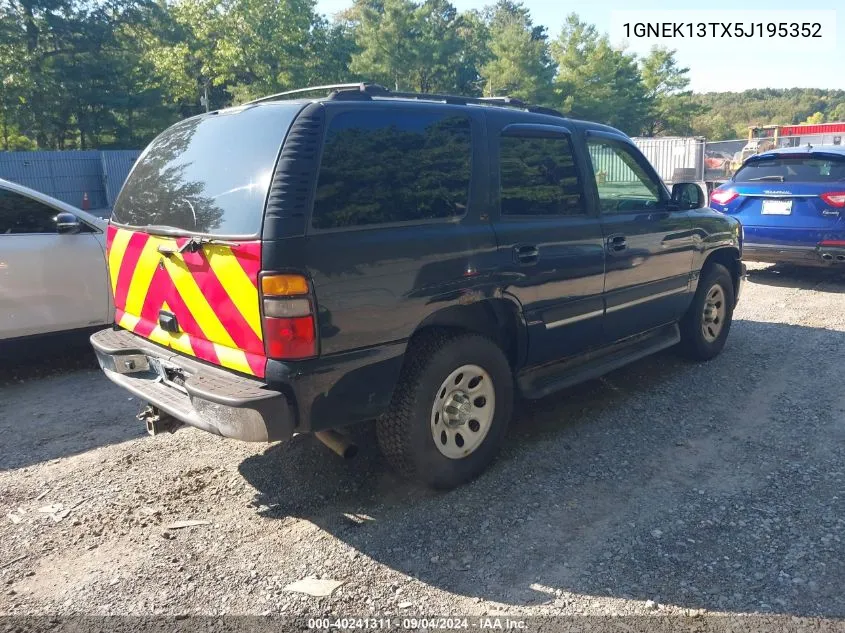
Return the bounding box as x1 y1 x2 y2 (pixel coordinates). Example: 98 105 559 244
244 83 388 105
245 83 565 118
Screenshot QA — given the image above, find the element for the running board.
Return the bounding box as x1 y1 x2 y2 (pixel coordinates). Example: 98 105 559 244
517 323 680 400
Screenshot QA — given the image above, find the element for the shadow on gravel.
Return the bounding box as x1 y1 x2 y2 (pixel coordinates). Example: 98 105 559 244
0 329 143 470
746 262 845 292
240 318 845 618
0 329 99 385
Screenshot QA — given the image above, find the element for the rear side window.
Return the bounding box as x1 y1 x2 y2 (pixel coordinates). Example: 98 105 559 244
734 156 845 183
312 110 472 229
0 189 59 234
500 135 585 216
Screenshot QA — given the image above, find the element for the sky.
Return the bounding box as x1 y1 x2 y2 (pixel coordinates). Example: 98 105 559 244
314 0 843 93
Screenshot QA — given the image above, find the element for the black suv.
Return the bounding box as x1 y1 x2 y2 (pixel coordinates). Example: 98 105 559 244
91 83 744 489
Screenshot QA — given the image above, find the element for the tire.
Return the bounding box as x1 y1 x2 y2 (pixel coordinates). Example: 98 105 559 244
376 332 514 490
680 262 735 361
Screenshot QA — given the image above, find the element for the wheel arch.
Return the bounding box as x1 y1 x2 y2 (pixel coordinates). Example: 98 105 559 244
701 247 742 303
409 297 527 370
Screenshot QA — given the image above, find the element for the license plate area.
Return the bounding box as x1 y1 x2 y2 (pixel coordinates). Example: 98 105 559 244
761 199 793 215
148 357 189 394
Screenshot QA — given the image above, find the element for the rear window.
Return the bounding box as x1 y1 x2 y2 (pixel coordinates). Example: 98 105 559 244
112 103 303 236
734 155 845 183
312 109 472 229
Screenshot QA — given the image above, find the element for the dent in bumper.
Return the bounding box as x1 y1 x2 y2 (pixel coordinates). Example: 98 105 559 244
91 328 294 442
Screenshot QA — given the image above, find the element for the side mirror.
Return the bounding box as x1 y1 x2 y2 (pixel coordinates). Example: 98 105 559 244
56 212 81 234
671 182 707 210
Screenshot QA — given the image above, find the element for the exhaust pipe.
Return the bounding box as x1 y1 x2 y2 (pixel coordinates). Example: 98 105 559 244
822 253 833 261
315 430 358 459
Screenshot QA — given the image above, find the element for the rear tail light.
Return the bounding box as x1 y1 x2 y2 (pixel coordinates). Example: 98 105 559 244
820 192 845 208
710 189 739 205
818 240 845 247
260 273 317 360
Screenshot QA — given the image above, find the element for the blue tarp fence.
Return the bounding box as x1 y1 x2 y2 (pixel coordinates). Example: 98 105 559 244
0 149 141 210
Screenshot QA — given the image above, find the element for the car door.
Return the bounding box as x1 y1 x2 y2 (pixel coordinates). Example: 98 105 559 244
489 121 605 366
584 132 695 343
0 188 108 339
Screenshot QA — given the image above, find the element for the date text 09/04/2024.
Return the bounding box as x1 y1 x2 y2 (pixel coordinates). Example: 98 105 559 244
307 617 527 630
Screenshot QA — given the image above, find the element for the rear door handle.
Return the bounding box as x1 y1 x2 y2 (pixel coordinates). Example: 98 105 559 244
606 234 627 254
513 244 539 265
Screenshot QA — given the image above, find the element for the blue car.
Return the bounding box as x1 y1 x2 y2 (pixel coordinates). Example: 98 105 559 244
710 146 845 266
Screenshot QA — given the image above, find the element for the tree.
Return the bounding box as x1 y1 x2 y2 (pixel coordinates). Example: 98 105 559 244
803 111 825 125
639 47 705 136
552 13 647 135
480 0 555 104
345 0 471 94
346 0 420 91
215 0 323 103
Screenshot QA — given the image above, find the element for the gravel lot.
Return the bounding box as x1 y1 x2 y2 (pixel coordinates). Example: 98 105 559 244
1 262 844 621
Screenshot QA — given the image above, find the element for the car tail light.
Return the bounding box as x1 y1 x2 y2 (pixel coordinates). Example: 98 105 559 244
710 189 739 205
260 273 317 360
818 240 845 247
820 192 845 208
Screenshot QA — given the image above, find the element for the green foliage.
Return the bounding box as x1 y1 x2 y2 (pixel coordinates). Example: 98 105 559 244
1 0 844 150
803 111 825 125
551 14 647 136
693 88 845 140
639 47 705 136
480 1 554 103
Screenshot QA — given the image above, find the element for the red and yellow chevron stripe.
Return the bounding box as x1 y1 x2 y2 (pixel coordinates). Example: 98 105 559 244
106 225 266 377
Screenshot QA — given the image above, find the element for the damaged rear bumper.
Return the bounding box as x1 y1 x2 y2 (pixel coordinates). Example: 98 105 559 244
90 328 294 442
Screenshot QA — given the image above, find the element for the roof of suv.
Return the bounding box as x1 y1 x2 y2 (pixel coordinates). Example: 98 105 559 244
225 82 628 139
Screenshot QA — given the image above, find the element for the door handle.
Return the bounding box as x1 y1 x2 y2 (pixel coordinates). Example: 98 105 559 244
513 244 540 265
606 235 627 254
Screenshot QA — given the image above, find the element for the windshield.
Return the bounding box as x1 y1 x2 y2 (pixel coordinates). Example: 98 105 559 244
112 103 303 236
734 155 845 183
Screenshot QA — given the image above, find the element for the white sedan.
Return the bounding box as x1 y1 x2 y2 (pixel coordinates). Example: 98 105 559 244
0 178 113 340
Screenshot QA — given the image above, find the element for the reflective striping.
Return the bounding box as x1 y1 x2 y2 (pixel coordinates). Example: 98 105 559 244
206 245 263 339
124 236 167 318
107 228 132 297
112 231 148 306
545 309 603 329
118 310 141 332
212 342 254 376
160 254 237 348
106 227 265 377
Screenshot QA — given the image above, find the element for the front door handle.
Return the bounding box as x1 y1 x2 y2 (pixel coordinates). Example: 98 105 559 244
606 234 627 254
514 244 540 265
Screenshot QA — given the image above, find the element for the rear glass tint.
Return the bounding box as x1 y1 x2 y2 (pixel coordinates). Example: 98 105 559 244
112 103 303 236
734 156 845 183
312 109 472 229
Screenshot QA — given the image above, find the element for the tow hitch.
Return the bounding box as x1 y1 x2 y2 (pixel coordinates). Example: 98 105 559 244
138 405 183 436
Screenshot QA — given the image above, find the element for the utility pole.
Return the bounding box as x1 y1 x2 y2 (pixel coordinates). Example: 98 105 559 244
200 81 210 112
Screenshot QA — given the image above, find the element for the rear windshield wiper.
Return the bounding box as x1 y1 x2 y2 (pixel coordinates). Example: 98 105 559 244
746 175 785 182
177 236 241 253
139 226 241 255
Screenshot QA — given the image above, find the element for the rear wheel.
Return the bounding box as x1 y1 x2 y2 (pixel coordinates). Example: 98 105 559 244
680 262 735 360
376 332 513 489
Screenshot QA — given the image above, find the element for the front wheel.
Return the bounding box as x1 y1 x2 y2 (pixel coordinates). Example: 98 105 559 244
376 332 514 489
679 262 735 361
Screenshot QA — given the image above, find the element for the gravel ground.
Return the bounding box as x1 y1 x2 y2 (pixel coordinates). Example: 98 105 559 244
1 262 844 622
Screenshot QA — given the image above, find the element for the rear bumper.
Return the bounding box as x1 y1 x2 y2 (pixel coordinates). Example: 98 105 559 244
90 328 294 442
743 242 845 267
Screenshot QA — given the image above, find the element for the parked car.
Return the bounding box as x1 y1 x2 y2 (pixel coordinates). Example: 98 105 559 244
91 83 744 489
710 146 845 266
0 178 112 341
